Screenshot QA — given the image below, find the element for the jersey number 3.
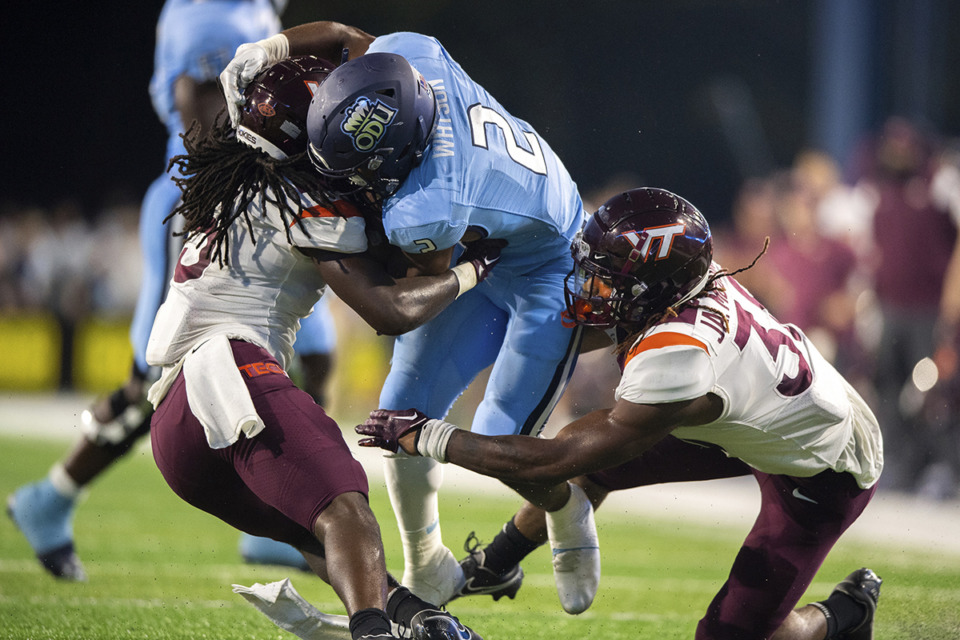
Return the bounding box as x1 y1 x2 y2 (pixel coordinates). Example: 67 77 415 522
732 299 814 397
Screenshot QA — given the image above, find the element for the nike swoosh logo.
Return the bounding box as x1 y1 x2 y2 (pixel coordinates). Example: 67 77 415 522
393 414 419 421
792 487 819 504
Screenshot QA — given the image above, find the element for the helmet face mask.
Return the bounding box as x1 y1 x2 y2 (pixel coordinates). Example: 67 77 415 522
306 52 438 198
237 55 336 159
564 253 647 329
564 188 713 332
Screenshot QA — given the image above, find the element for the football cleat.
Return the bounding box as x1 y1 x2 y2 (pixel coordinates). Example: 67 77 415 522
37 543 88 582
238 533 310 572
545 484 600 615
410 609 481 640
451 532 524 602
7 480 87 581
833 567 882 640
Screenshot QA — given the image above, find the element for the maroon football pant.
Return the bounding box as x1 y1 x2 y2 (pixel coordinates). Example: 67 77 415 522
150 340 369 554
587 436 876 640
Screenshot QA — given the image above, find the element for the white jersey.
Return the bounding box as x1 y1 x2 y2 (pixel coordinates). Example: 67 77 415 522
146 194 367 374
615 270 883 488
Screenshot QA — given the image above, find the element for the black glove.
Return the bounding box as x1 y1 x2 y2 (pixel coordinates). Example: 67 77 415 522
356 408 430 453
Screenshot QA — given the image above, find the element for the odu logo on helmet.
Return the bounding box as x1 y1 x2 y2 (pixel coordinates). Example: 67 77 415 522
341 96 398 152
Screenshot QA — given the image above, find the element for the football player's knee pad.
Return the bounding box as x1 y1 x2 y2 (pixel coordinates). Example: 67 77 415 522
80 390 154 454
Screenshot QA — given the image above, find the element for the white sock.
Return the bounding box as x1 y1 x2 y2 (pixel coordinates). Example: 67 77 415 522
49 463 81 499
383 453 446 568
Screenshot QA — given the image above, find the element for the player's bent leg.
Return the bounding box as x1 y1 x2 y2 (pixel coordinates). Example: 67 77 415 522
544 483 600 615
312 491 391 616
384 453 465 606
238 533 310 571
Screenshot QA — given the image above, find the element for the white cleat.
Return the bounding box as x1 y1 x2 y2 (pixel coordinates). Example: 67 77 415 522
402 544 467 607
545 483 600 615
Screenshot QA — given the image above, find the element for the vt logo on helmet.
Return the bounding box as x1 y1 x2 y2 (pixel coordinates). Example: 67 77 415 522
306 52 438 198
564 188 713 330
620 222 688 264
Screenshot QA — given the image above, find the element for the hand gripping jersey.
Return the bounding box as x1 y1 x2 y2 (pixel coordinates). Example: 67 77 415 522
616 270 883 488
146 197 366 381
366 33 584 273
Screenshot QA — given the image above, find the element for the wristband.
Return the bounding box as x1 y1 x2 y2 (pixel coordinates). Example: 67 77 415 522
450 262 478 298
256 34 290 64
415 419 458 462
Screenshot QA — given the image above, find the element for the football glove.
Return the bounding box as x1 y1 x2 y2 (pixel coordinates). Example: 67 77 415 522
458 238 507 284
356 408 430 453
220 35 290 127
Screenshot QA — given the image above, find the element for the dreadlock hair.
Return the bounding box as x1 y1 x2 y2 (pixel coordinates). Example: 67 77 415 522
166 114 340 266
613 237 770 356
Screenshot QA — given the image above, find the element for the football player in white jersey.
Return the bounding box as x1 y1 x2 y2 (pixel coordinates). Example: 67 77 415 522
145 56 493 640
357 188 884 640
219 21 587 608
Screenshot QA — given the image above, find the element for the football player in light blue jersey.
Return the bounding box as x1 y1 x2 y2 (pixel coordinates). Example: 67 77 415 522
7 0 330 580
220 22 590 607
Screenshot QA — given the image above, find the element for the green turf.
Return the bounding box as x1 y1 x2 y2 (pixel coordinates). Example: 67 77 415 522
2 436 959 639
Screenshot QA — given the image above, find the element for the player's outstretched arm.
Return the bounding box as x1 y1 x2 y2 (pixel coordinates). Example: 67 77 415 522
357 395 721 486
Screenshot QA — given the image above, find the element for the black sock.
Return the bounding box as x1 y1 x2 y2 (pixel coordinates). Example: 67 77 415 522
386 586 433 626
386 572 402 590
349 608 392 640
482 517 542 575
813 591 867 638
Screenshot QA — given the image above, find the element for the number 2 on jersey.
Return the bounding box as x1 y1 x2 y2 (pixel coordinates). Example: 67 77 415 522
468 104 547 175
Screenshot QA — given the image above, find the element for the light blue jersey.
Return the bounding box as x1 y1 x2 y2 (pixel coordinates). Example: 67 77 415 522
369 33 583 274
371 33 584 436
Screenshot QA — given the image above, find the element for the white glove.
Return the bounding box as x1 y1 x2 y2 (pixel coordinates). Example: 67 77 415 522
219 34 290 126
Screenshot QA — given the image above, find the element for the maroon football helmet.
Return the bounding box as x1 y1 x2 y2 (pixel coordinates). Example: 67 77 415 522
565 187 713 330
237 55 336 159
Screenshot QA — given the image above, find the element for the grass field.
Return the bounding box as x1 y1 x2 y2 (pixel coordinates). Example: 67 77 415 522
2 434 960 640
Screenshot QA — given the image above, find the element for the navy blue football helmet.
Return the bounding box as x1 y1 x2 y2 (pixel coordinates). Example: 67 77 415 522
237 55 336 160
565 188 713 330
306 52 438 198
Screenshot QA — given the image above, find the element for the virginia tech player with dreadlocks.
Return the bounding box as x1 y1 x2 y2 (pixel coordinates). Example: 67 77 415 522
144 56 497 640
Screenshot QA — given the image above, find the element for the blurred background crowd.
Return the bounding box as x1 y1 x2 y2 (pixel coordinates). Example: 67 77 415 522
2 1 959 501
